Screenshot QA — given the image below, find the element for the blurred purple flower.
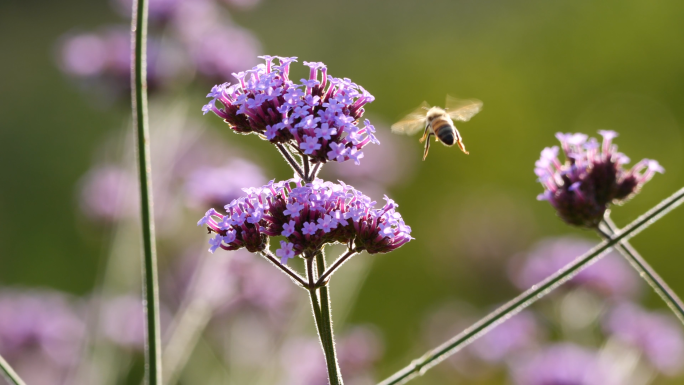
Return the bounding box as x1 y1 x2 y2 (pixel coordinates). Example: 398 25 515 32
469 310 540 363
101 294 172 351
58 0 261 99
511 236 640 298
536 130 664 227
187 24 261 81
171 248 294 321
100 295 147 350
324 125 415 197
198 178 412 256
59 27 176 97
203 56 377 165
78 164 137 223
337 326 383 378
184 159 267 209
603 302 684 375
279 326 382 385
0 290 84 371
511 343 599 385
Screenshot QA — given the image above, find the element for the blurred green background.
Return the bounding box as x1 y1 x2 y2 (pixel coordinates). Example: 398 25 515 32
1 0 684 383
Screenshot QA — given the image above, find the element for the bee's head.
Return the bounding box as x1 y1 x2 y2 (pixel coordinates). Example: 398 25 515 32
425 107 446 122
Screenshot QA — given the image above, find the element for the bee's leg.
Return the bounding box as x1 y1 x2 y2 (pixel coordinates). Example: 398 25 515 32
422 133 432 161
419 124 430 143
453 128 469 154
457 139 469 154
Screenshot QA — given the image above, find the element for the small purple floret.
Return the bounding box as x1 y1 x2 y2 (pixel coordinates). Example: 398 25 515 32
276 240 296 264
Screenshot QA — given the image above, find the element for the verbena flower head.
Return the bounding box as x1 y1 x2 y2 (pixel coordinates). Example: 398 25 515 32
203 56 378 165
535 130 664 227
197 178 412 260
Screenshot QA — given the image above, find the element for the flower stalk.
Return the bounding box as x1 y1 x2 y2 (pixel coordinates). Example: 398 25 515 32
131 0 163 383
599 213 684 325
316 250 343 384
306 253 342 385
377 186 684 385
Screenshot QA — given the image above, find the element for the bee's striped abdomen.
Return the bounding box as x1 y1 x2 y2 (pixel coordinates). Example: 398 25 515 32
434 121 455 146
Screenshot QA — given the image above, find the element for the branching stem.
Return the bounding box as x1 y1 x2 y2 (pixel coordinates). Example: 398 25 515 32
316 249 357 287
259 250 309 289
275 143 305 180
377 186 684 385
599 213 684 325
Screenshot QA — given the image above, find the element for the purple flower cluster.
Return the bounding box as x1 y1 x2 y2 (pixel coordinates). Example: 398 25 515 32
197 178 412 261
203 56 379 165
535 130 664 227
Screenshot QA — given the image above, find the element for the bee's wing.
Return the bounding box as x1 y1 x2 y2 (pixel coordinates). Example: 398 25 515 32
445 95 483 122
391 101 430 136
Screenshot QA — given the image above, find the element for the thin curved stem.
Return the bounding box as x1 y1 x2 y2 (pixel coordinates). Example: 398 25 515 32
275 143 305 180
259 250 309 288
0 355 26 385
377 186 684 385
315 249 357 287
600 214 684 325
316 250 343 384
131 0 162 383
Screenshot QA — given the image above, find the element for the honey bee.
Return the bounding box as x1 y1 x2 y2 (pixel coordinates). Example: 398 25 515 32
391 95 482 160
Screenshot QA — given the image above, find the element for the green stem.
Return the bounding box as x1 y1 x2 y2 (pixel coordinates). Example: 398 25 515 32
306 257 340 384
316 250 343 385
0 355 26 385
600 214 684 325
131 0 162 383
377 186 684 385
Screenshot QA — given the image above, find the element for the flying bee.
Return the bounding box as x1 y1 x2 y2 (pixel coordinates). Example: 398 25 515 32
391 95 482 160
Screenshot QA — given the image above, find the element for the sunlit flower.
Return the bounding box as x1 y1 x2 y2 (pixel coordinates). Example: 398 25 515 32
197 178 412 260
203 56 377 165
535 130 664 227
